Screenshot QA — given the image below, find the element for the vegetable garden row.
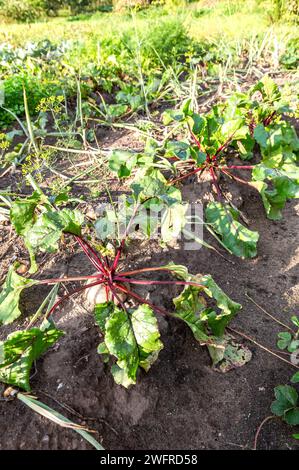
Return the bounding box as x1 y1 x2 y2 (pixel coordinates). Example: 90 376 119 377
0 7 298 449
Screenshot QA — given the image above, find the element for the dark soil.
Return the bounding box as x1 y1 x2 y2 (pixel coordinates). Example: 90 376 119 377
0 92 298 450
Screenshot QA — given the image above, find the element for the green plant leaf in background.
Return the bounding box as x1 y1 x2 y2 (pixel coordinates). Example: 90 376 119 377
26 208 84 253
252 164 299 220
10 192 84 272
0 325 63 391
250 75 281 105
0 265 37 325
10 192 44 273
271 385 299 426
291 372 299 384
277 332 299 353
109 150 139 178
205 202 259 258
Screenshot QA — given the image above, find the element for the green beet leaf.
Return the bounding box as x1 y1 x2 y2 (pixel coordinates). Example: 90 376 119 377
10 193 84 273
252 164 299 220
173 281 212 344
131 168 181 206
10 191 41 236
162 108 185 126
160 201 188 243
172 266 241 343
0 326 63 391
130 168 188 243
250 75 281 105
205 202 259 258
165 140 191 161
0 266 37 326
109 150 139 178
95 302 163 388
253 124 269 148
25 209 84 253
200 275 241 336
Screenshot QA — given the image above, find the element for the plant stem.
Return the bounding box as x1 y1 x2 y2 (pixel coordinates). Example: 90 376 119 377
46 280 104 319
108 283 128 313
221 165 254 170
75 236 107 274
114 283 169 316
168 166 204 185
210 167 223 201
221 169 256 188
253 416 277 450
245 292 296 333
213 130 237 159
38 274 102 285
114 277 205 289
111 203 140 272
118 266 178 277
227 327 299 369
189 126 203 151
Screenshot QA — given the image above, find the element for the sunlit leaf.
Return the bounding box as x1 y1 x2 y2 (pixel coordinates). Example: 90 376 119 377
0 326 63 391
0 266 37 325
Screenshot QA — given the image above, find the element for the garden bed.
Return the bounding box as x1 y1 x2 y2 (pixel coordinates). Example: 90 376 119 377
0 131 298 449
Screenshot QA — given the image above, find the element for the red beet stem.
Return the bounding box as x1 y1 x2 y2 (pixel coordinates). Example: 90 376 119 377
46 279 104 319
114 283 170 316
75 236 107 274
114 276 205 289
38 274 103 285
221 165 254 170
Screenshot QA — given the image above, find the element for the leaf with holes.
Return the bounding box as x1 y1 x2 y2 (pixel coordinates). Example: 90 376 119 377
207 334 252 372
173 270 241 346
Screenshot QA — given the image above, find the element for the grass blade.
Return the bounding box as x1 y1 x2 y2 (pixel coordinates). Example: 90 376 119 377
17 393 104 450
23 88 38 153
27 284 60 329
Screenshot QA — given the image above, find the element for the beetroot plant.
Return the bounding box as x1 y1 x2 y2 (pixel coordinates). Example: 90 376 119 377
161 76 299 258
0 176 242 389
106 77 298 259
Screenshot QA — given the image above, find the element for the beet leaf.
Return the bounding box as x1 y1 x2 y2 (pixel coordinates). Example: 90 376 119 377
0 325 63 391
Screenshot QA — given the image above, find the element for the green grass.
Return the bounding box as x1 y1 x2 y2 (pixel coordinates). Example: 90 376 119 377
0 1 297 45
0 1 297 129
